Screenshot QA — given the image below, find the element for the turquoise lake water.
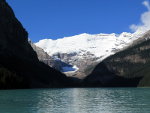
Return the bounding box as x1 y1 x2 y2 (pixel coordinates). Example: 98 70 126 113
0 88 149 113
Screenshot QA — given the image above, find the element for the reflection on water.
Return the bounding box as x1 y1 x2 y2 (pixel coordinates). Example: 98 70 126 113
0 88 149 113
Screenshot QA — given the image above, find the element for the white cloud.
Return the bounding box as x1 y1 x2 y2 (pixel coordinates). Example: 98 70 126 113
143 0 150 10
130 0 150 34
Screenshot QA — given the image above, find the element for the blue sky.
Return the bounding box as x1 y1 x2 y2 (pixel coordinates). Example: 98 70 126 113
6 0 148 42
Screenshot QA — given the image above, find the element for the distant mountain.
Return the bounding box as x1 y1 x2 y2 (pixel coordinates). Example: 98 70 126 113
2 0 148 88
84 30 150 87
30 41 76 72
0 0 73 89
36 32 141 79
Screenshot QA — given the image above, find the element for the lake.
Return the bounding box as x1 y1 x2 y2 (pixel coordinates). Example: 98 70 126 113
0 88 149 113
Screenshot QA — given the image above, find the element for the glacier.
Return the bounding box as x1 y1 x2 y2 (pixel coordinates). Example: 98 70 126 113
35 31 144 77
35 32 140 60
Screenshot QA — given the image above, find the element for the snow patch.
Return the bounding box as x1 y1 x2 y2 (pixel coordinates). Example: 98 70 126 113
62 65 79 72
35 32 140 61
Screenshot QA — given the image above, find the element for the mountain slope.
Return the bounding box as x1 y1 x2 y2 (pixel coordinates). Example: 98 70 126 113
84 30 150 87
0 0 72 89
36 32 140 78
30 41 76 72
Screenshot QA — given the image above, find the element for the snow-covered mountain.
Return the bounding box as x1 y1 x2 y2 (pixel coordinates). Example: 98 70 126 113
35 32 142 79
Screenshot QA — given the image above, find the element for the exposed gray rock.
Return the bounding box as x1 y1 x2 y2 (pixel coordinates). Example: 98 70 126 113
52 52 100 79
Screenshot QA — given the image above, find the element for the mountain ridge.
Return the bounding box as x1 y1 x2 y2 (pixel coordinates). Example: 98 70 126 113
35 31 143 78
84 30 150 87
0 0 75 89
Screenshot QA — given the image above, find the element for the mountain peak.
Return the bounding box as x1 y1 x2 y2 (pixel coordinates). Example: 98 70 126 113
35 31 143 79
36 32 139 57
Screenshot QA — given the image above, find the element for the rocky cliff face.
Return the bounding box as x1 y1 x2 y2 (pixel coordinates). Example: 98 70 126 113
84 31 150 87
30 41 73 71
51 52 100 79
30 43 100 79
29 40 50 61
0 0 72 89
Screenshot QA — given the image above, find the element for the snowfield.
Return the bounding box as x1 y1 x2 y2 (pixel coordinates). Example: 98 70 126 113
35 32 140 60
